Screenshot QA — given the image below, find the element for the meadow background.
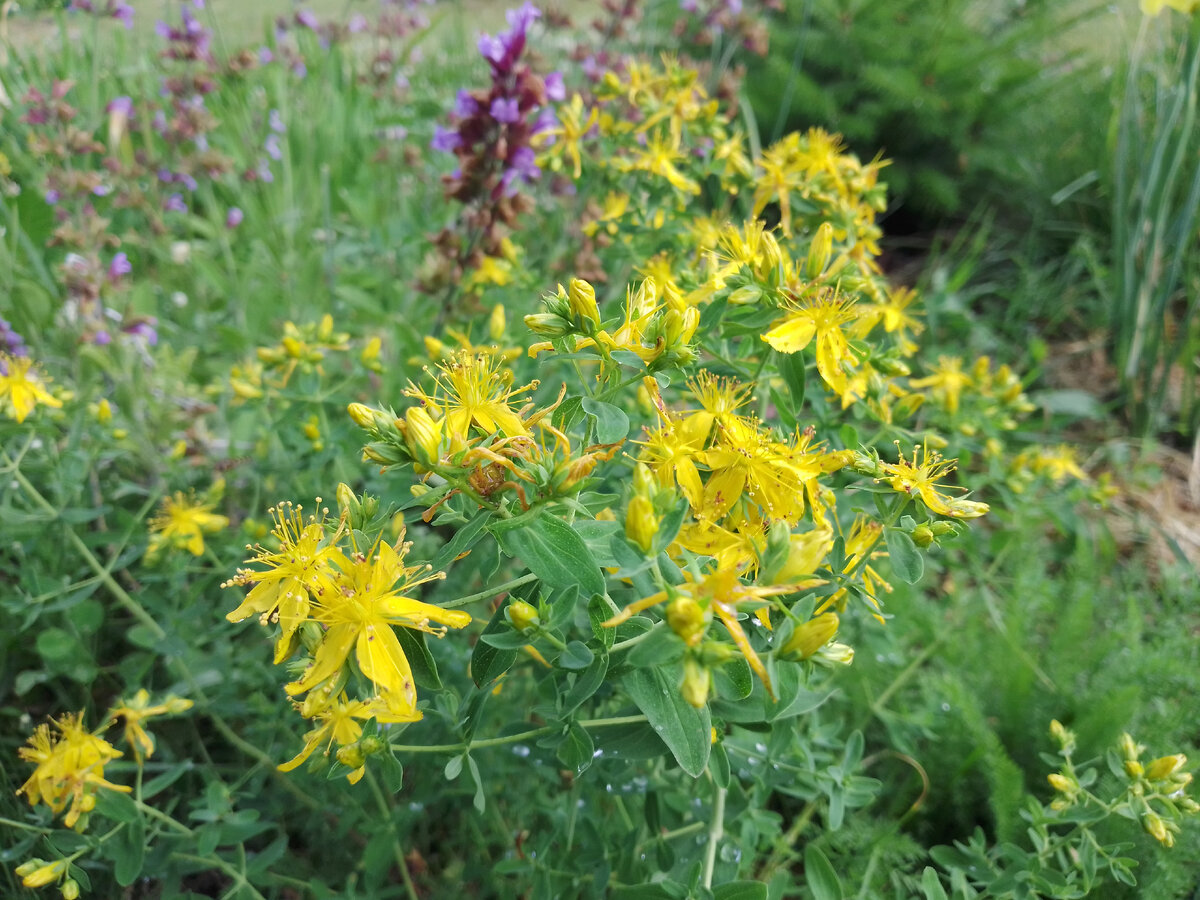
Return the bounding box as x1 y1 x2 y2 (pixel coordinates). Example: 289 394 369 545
1 0 1199 898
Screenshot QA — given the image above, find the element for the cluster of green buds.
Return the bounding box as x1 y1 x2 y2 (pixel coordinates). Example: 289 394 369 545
346 402 412 469
524 278 603 338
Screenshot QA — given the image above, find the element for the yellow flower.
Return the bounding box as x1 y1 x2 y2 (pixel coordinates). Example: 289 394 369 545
406 352 537 448
909 356 971 415
286 536 471 719
624 132 700 195
762 291 859 397
225 501 345 663
876 444 988 519
820 516 892 620
535 93 599 179
107 689 194 763
16 858 70 889
278 694 398 784
0 353 63 423
781 612 840 659
17 712 131 828
147 491 229 559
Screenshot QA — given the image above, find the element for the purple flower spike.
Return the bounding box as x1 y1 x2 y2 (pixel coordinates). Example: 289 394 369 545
259 46 274 64
505 1 541 30
265 133 283 161
164 193 187 213
109 252 132 280
490 97 521 124
545 71 565 102
431 125 462 153
269 109 285 133
226 207 244 229
296 9 318 29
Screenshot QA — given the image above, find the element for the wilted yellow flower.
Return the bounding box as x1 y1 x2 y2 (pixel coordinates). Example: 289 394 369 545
107 689 194 763
877 444 989 519
17 712 131 827
147 491 230 559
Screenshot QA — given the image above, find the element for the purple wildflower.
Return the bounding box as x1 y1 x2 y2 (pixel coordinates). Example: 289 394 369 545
109 252 132 280
256 159 275 182
478 34 505 64
226 207 244 228
545 71 565 102
269 109 285 133
124 320 159 346
164 193 187 213
0 317 28 357
348 14 367 32
45 189 61 205
106 96 134 116
93 330 113 346
265 133 283 161
113 1 134 28
454 90 480 117
431 125 461 153
259 46 274 64
490 97 521 124
296 9 318 29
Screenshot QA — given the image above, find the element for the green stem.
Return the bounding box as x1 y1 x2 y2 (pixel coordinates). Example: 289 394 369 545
701 783 728 889
442 573 538 609
758 799 819 879
610 622 662 652
170 853 268 900
366 770 420 900
388 715 646 755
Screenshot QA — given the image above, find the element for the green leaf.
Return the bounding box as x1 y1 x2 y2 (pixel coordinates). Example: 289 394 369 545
94 789 140 824
713 658 753 700
430 512 491 571
777 350 807 416
709 740 731 788
563 655 608 714
920 868 948 900
714 882 768 900
141 762 194 799
556 721 595 775
471 599 520 686
804 845 843 900
581 397 631 443
393 627 442 690
466 754 486 813
113 816 145 886
624 667 711 777
593 722 669 760
444 755 464 781
559 640 595 670
884 527 924 584
498 514 605 596
589 593 616 650
36 627 79 662
611 882 689 899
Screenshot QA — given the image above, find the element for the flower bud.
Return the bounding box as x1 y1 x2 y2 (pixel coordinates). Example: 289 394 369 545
336 743 367 770
524 313 571 337
568 278 601 325
680 657 710 708
404 406 443 465
805 222 834 280
1119 732 1141 761
782 613 839 659
1143 812 1173 846
361 336 383 372
508 599 540 632
20 859 68 888
61 879 80 900
912 524 934 548
666 596 707 646
1146 754 1187 781
1125 759 1145 778
625 495 659 553
348 402 378 430
489 304 507 340
1047 773 1074 793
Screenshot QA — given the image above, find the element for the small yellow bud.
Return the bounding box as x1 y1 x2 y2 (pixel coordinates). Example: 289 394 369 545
1119 732 1141 761
61 878 81 900
361 336 383 372
666 596 707 647
524 313 571 337
489 304 507 340
1146 754 1187 781
169 439 188 460
680 657 710 708
360 735 386 756
303 415 321 442
1181 798 1200 814
817 642 855 666
508 599 540 632
347 402 377 430
568 278 601 325
912 524 935 548
805 222 834 280
21 859 68 888
336 743 367 770
625 495 659 553
404 406 443 465
1143 812 1173 846
1125 760 1145 778
782 613 840 659
96 397 113 424
1047 773 1074 793
113 428 129 440
164 696 194 714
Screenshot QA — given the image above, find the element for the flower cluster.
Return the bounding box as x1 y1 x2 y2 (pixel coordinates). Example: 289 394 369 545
224 499 471 780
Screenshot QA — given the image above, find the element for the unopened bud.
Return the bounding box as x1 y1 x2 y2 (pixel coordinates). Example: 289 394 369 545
508 599 540 632
568 278 601 325
805 222 834 280
20 859 68 888
524 313 571 337
61 878 80 900
912 524 934 548
1146 754 1187 782
348 402 378 430
404 406 443 465
1120 733 1141 761
681 657 710 708
336 743 367 770
361 336 383 372
1047 773 1074 793
782 613 839 659
1143 812 1173 846
625 495 659 553
666 596 707 646
1125 760 1145 778
489 304 507 341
